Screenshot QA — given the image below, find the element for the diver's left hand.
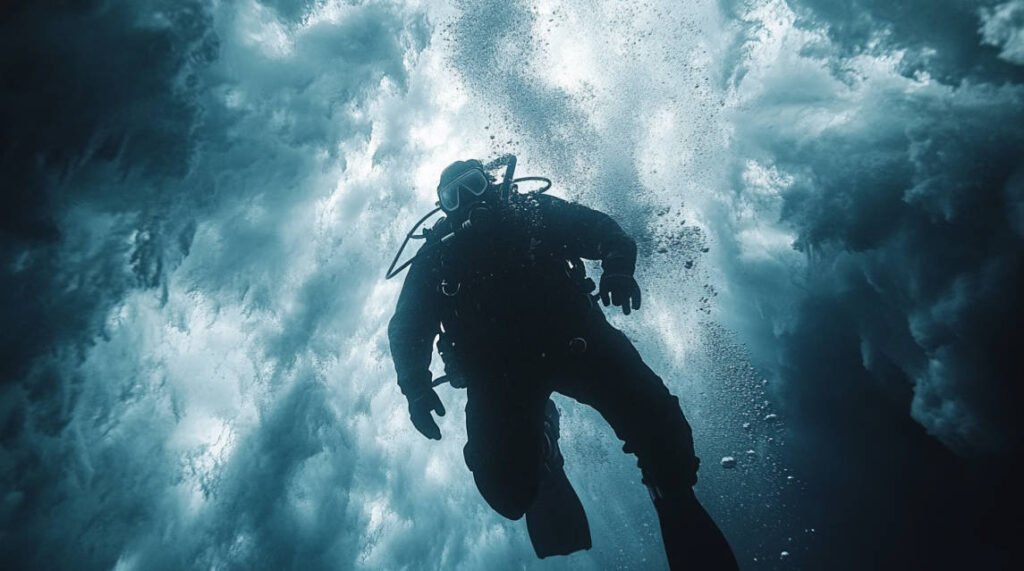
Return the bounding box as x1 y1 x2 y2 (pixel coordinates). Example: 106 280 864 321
407 387 446 440
599 273 642 315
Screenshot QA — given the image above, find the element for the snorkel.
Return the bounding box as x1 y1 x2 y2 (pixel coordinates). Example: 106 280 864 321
486 154 517 203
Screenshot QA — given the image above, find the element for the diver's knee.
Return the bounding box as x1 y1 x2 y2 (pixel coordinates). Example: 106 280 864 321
489 496 531 521
465 441 542 519
474 471 535 520
623 404 700 488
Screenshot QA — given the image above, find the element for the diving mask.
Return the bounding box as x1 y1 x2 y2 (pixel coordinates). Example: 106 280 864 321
437 167 491 212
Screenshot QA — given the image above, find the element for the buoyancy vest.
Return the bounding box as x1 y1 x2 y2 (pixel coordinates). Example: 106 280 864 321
424 197 598 370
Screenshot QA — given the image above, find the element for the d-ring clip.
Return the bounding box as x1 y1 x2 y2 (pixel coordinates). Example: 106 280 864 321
568 337 588 355
441 280 461 297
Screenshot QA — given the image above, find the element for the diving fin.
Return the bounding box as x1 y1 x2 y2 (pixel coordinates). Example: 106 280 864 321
524 400 591 558
525 463 592 558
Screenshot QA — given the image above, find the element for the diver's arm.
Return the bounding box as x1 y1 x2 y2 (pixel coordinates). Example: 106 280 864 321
538 193 642 314
387 248 441 398
537 194 637 275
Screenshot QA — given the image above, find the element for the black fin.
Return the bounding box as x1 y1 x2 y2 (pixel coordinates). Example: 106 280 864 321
525 400 591 558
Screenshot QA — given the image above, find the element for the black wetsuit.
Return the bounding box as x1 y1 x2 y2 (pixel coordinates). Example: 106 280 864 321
388 192 737 569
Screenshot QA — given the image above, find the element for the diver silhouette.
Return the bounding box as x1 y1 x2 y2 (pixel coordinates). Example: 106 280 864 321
387 157 739 569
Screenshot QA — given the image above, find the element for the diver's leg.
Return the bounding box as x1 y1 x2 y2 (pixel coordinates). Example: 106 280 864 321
557 322 739 570
464 377 591 557
463 375 548 520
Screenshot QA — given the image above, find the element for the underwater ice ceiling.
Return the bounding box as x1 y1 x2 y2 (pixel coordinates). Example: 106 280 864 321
2 0 1021 569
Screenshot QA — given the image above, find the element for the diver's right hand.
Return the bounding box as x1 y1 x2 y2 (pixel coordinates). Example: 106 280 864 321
407 387 446 440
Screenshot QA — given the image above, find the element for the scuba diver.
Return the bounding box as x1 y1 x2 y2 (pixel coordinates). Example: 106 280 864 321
386 156 739 570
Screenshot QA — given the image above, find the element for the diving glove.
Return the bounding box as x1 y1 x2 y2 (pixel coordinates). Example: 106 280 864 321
599 273 642 315
406 386 446 440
